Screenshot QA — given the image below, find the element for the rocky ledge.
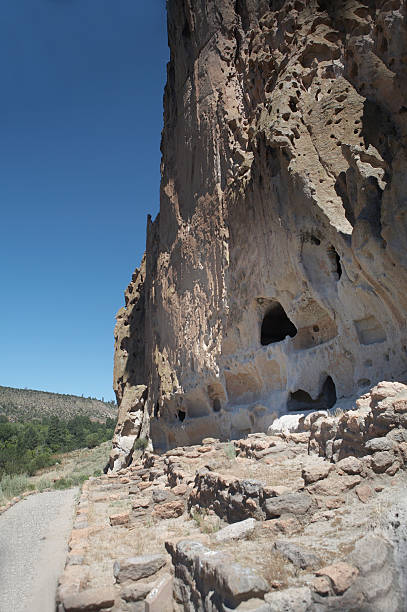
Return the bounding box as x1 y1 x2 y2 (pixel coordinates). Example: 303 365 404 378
57 382 407 611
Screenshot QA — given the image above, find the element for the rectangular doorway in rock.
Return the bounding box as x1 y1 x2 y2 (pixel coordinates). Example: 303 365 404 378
260 300 297 345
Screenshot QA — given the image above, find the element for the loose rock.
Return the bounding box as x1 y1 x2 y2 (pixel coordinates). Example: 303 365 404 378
113 554 167 583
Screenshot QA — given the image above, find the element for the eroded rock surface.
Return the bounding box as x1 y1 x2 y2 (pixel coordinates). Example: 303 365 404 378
111 0 407 460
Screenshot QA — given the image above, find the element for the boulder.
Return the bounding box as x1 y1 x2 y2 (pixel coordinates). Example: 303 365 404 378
273 541 320 570
302 461 333 484
365 438 394 453
113 554 167 583
264 492 312 518
152 489 172 504
371 451 394 473
218 562 270 607
336 456 363 475
316 562 359 595
145 573 173 612
215 518 257 542
265 587 312 611
171 483 188 496
131 496 150 509
152 500 184 519
62 587 116 611
355 483 373 503
121 581 154 602
268 415 304 434
109 512 130 527
313 576 331 596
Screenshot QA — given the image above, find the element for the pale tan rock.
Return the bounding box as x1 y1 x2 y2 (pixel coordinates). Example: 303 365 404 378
109 0 407 457
309 474 361 496
139 482 152 491
325 497 345 510
316 562 359 595
152 500 185 520
131 496 150 509
113 555 167 584
109 512 130 527
302 461 333 484
371 451 395 473
355 483 373 504
313 576 331 596
171 483 188 496
62 587 116 611
262 518 300 536
336 456 363 475
145 573 173 612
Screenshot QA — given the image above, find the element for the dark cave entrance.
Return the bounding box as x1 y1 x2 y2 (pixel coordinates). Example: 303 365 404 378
260 301 297 345
212 398 222 412
327 246 342 279
287 376 337 411
177 409 186 422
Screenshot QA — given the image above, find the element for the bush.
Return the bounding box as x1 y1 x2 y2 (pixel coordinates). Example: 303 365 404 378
71 473 89 486
85 433 100 449
134 437 148 451
224 442 236 460
53 477 74 490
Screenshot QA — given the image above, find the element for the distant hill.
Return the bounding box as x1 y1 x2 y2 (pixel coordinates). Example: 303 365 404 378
0 385 117 422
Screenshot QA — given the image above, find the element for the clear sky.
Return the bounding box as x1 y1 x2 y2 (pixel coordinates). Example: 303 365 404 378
0 1 169 401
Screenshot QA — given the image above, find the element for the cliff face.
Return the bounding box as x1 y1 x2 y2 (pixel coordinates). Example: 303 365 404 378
111 0 407 463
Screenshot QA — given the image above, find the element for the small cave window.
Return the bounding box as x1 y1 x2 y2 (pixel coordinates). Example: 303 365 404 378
212 398 222 413
327 246 342 279
154 402 160 418
287 376 337 411
177 409 186 422
260 301 297 345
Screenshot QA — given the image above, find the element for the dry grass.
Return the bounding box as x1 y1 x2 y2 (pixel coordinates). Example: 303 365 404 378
191 508 221 534
0 442 111 505
32 441 111 486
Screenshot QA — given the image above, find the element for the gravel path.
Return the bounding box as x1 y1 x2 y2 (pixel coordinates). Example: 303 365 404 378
0 488 77 612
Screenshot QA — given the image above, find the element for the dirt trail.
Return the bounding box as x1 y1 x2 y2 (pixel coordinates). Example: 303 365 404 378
0 488 77 612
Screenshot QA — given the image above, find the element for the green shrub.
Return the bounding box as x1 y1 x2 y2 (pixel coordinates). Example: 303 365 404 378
134 437 148 451
224 442 236 460
72 473 89 486
85 432 100 449
53 477 74 490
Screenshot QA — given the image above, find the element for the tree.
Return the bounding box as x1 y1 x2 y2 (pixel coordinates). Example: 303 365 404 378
23 424 40 451
85 432 99 448
46 417 67 452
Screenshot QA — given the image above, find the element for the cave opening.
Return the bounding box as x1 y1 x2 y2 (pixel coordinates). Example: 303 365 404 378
177 409 186 422
260 301 297 345
287 376 337 411
327 246 342 279
154 402 160 418
212 398 222 412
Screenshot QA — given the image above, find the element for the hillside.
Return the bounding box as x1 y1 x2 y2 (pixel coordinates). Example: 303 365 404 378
0 385 117 422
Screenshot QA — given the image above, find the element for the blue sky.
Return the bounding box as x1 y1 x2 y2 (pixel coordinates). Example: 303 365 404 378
0 1 169 401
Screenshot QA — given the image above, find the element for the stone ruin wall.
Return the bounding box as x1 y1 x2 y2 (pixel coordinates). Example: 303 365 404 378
110 0 407 466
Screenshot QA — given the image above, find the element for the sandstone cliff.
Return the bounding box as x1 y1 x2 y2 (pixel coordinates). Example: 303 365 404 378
111 0 407 467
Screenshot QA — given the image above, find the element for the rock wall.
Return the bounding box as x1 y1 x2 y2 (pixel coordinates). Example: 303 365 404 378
112 0 407 459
